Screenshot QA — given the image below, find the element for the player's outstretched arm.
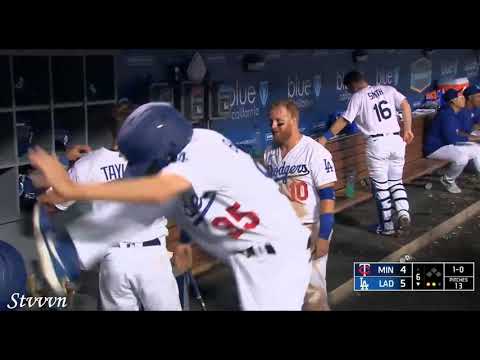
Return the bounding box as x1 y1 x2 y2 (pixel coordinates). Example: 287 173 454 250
29 146 192 205
400 100 414 144
318 117 349 146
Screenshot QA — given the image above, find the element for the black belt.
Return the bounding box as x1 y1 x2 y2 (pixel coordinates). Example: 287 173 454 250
239 244 276 258
370 132 400 138
117 238 162 248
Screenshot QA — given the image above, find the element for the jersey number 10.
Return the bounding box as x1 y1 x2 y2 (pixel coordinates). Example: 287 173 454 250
373 100 392 122
288 181 309 202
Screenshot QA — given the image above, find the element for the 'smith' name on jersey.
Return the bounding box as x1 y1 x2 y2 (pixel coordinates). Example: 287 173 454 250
268 163 310 182
101 163 126 181
367 88 384 100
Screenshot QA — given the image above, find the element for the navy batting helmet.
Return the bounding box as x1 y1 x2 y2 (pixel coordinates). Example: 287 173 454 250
118 102 193 177
0 241 27 311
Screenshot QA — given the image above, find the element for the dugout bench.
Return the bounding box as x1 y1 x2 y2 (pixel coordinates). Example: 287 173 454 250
166 112 449 276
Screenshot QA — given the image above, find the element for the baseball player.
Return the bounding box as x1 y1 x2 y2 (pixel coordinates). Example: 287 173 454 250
458 85 480 136
424 89 480 194
29 102 312 311
319 71 415 236
264 100 336 311
48 100 182 311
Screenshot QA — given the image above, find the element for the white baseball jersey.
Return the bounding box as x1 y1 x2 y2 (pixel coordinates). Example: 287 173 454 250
162 129 311 261
342 85 406 136
56 147 168 243
263 135 337 224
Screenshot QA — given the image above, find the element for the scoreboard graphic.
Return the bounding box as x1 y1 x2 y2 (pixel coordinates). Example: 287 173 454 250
354 262 475 292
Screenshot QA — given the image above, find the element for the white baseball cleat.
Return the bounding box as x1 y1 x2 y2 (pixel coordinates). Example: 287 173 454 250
440 176 462 194
397 214 411 231
367 224 396 236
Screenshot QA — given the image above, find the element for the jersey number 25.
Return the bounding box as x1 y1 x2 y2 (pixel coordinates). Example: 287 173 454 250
211 202 260 239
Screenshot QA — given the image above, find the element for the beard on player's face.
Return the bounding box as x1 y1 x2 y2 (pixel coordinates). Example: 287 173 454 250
270 107 297 145
272 120 294 145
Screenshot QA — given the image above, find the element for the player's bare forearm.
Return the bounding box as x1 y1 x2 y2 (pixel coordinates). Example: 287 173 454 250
29 146 192 204
320 198 335 215
318 118 349 145
400 100 413 131
63 174 192 203
400 100 415 144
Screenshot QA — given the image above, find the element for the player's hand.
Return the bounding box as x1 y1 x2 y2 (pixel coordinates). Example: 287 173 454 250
403 130 414 145
38 188 69 207
310 238 329 260
28 146 75 199
29 169 50 190
172 243 193 276
66 144 92 162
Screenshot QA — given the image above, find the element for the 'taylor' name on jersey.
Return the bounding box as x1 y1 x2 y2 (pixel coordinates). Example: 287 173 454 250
100 164 126 182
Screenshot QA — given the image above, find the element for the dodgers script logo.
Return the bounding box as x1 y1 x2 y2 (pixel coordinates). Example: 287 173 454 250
269 162 310 182
259 81 269 107
313 74 322 98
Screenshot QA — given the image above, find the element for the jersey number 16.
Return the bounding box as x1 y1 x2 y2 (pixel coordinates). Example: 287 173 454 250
373 100 392 122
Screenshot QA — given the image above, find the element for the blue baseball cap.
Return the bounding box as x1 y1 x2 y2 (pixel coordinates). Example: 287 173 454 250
463 84 480 98
443 89 462 103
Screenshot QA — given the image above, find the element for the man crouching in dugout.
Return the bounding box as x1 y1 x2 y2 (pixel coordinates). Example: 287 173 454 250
264 100 336 311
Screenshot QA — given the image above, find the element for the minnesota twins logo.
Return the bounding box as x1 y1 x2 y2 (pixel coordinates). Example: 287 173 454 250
358 263 371 277
259 81 269 107
313 74 322 98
